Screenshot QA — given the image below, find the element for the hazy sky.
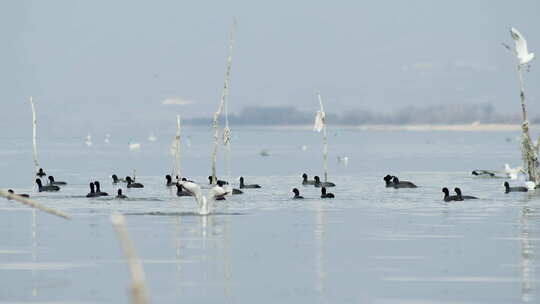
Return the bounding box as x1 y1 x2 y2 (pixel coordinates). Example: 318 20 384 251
1 0 539 135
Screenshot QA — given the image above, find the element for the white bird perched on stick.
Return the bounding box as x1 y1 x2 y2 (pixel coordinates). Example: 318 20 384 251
313 107 325 133
502 27 539 186
503 28 535 70
180 181 228 215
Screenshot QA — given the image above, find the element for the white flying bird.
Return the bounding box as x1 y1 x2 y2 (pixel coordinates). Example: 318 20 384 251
504 163 524 180
180 181 228 215
503 28 535 69
511 28 535 65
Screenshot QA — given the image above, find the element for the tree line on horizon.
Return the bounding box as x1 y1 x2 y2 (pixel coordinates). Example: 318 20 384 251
185 103 531 126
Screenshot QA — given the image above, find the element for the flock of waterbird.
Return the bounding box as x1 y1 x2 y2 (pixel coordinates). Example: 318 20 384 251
382 163 535 202
13 168 338 215
7 164 530 215
384 173 480 202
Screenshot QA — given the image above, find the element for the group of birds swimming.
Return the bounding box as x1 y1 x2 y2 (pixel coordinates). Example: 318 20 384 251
12 168 336 204
6 165 533 213
382 169 533 202
293 173 335 199
383 175 417 188
441 187 477 202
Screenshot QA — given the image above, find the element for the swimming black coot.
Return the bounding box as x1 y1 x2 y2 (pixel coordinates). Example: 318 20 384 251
239 177 261 189
313 176 336 188
454 188 478 200
116 189 128 199
126 176 144 188
94 181 109 196
35 179 59 192
112 174 127 184
48 176 67 186
442 187 459 202
165 175 174 187
320 187 334 198
504 181 528 193
86 183 98 197
302 173 316 185
471 170 496 177
292 188 304 199
208 176 228 185
383 175 394 187
392 177 417 188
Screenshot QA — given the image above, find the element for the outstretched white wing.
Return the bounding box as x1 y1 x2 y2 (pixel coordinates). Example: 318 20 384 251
511 27 534 65
210 185 228 201
511 28 529 55
504 163 524 180
180 181 202 198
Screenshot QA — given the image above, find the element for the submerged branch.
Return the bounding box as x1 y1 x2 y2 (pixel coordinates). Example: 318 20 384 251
111 214 149 304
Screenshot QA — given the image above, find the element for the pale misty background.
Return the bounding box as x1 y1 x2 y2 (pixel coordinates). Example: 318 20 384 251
0 0 539 138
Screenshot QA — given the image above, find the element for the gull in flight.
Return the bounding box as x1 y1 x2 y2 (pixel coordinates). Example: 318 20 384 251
180 181 228 215
504 163 524 180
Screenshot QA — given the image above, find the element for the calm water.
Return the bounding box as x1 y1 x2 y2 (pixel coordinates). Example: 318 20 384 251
1 127 539 303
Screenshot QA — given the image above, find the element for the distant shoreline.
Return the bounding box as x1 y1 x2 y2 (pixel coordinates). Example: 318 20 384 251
204 123 526 132
354 123 523 131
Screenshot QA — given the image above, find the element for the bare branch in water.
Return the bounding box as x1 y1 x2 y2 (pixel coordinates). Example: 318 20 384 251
0 189 71 220
211 19 237 184
30 97 40 173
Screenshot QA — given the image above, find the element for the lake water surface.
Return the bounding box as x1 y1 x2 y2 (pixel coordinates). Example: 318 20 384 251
1 127 539 303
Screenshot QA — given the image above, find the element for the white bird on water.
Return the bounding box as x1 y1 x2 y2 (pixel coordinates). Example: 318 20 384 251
337 156 349 166
148 133 157 142
503 28 535 68
180 181 228 215
128 142 141 151
525 181 536 191
85 134 92 147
